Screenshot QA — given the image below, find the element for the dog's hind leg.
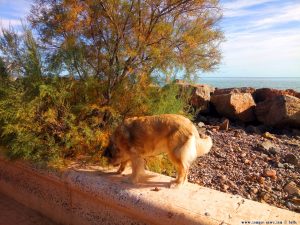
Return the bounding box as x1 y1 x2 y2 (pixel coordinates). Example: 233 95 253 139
169 161 189 188
169 136 197 188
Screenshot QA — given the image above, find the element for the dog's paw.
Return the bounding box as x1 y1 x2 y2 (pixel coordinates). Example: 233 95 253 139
116 168 124 174
169 180 183 189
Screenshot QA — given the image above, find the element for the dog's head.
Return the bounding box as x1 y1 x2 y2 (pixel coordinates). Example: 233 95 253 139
103 137 124 166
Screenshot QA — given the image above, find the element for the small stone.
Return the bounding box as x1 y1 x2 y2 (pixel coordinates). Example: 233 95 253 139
284 153 299 166
151 187 160 192
206 130 213 135
264 169 277 179
262 132 276 140
234 131 240 137
241 153 247 158
277 163 284 168
219 119 229 131
198 122 205 128
269 147 279 155
204 212 210 216
222 175 227 180
251 188 259 194
221 184 229 191
256 140 274 152
258 176 265 184
285 140 300 147
259 191 271 202
284 163 295 169
291 197 300 205
286 202 300 211
284 182 300 196
243 159 251 164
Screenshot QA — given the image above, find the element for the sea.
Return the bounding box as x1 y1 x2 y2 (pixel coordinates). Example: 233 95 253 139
198 77 300 92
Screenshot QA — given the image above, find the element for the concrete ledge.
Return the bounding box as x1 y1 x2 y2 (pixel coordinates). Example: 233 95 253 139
0 156 299 225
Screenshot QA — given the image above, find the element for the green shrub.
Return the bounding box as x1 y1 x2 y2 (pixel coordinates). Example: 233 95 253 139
146 154 176 177
148 83 186 115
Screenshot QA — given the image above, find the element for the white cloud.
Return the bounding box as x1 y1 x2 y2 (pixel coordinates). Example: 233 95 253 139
223 0 276 11
216 28 300 77
208 1 300 77
0 18 22 28
253 4 300 28
0 0 31 29
0 0 31 19
222 0 277 17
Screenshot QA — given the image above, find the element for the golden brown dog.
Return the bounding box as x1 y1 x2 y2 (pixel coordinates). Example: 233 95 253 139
103 114 212 188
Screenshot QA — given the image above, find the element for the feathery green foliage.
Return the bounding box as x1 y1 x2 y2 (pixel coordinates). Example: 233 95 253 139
0 0 223 169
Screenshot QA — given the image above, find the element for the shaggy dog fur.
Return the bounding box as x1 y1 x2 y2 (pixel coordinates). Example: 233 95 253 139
103 114 212 188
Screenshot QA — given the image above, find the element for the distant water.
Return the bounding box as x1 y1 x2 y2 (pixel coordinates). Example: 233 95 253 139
198 77 300 92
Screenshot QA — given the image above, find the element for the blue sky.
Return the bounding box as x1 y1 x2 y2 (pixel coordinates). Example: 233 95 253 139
0 0 299 78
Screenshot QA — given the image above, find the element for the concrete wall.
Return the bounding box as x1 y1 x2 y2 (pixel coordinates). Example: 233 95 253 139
0 156 299 225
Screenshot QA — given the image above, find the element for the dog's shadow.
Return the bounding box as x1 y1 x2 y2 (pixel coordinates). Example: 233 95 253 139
73 169 172 189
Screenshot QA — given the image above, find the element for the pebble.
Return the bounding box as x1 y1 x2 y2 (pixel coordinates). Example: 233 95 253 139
277 163 284 168
151 187 160 192
189 116 300 213
259 191 271 202
262 132 276 140
286 202 300 211
234 131 240 137
256 140 274 152
291 197 300 205
284 163 295 169
283 153 298 166
198 122 205 128
243 159 251 164
264 169 277 179
258 176 265 184
219 119 229 131
284 182 300 196
251 188 259 194
269 147 280 155
221 184 229 191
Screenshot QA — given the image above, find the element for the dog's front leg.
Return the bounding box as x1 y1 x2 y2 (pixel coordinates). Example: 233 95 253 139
126 156 145 184
117 160 129 174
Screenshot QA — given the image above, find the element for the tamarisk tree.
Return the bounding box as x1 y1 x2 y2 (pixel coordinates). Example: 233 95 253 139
29 0 223 101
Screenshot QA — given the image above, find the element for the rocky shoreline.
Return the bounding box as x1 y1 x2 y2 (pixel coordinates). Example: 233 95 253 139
176 80 300 128
189 117 299 213
181 81 300 213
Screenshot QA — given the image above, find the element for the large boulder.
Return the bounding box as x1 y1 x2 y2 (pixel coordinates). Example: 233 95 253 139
255 95 300 127
253 88 300 103
213 87 255 95
189 84 215 113
176 80 215 113
211 92 256 122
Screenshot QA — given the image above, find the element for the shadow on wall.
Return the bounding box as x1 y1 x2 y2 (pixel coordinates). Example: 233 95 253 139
72 168 172 190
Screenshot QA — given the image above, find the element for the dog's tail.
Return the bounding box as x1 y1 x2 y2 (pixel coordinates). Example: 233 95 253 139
196 135 213 157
